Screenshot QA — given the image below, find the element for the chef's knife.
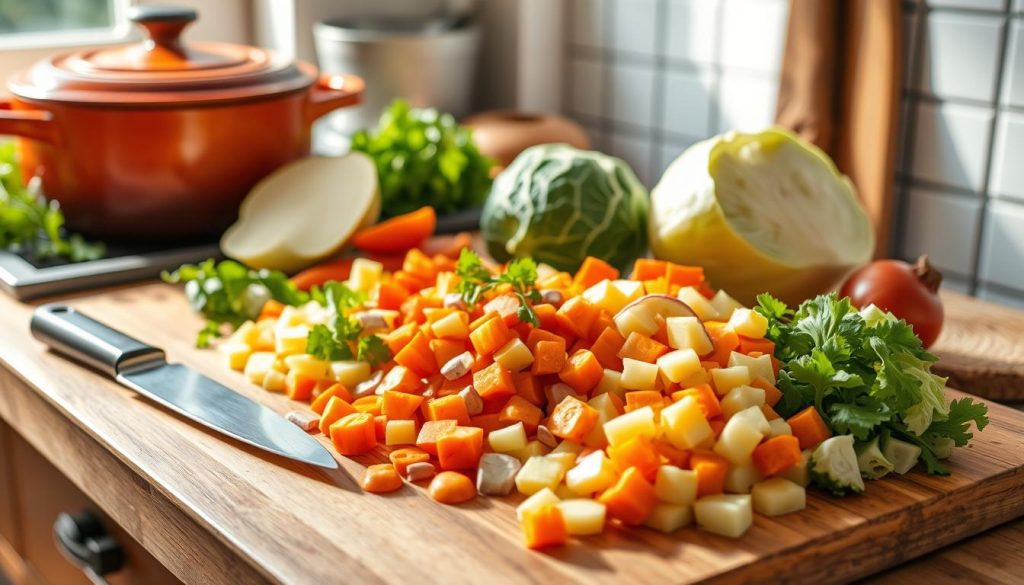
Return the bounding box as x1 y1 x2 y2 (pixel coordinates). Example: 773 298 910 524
30 304 338 469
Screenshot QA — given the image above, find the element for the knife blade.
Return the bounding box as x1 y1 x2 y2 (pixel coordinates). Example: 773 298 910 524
30 304 337 469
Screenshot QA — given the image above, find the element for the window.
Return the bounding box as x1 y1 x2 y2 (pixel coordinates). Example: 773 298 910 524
0 0 130 49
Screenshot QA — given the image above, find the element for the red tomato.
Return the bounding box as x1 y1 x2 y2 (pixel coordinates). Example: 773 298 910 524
839 256 944 348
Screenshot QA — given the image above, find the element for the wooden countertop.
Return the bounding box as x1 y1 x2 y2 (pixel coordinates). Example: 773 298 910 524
0 282 1021 584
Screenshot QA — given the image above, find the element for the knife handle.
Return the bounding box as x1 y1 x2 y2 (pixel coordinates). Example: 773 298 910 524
30 304 165 378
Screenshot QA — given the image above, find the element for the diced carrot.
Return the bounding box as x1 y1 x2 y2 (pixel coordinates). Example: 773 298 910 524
750 378 783 407
436 426 484 470
416 419 458 455
402 248 439 281
752 435 803 477
286 373 317 401
704 321 740 365
376 281 410 311
395 272 432 298
329 412 377 455
690 450 729 497
353 206 437 254
373 415 388 441
429 471 477 504
558 349 604 394
498 395 544 433
533 303 559 329
470 413 509 434
531 339 567 375
653 439 691 468
384 323 420 355
630 258 668 281
484 294 524 326
598 467 658 525
470 311 500 331
360 463 404 493
526 329 564 356
388 447 429 477
522 504 568 549
432 339 467 370
471 352 494 373
670 384 722 419
378 365 424 395
761 403 781 420
469 316 513 356
258 299 286 320
665 263 704 288
738 336 775 357
555 296 599 339
587 310 616 342
427 395 472 426
624 390 667 415
289 259 354 291
573 257 620 289
617 332 670 364
512 371 545 406
311 383 353 414
353 395 383 416
547 395 600 442
382 391 425 420
319 396 358 435
568 338 590 356
424 306 456 326
709 418 725 439
590 326 626 370
607 435 661 480
420 231 472 259
473 362 516 402
394 331 438 377
787 406 832 450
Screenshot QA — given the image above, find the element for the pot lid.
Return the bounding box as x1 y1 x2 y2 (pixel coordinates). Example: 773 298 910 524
8 5 315 106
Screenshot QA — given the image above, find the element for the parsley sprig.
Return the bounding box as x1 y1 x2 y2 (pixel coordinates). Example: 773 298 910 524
304 283 391 366
455 249 542 326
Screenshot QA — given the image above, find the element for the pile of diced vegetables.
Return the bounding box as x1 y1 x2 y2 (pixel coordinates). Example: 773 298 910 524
205 247 983 549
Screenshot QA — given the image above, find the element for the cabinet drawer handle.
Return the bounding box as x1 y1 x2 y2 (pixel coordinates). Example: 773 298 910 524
53 511 124 584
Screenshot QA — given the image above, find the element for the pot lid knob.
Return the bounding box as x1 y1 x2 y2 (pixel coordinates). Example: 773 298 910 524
128 5 199 68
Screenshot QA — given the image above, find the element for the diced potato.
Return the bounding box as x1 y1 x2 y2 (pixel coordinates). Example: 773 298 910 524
283 354 330 379
710 290 744 321
728 308 769 339
615 309 658 339
556 499 607 535
275 325 310 356
252 320 276 351
588 393 621 422
731 405 772 435
714 414 765 464
728 352 775 385
516 487 560 522
228 320 259 346
493 338 534 372
724 461 763 494
385 420 417 445
244 352 276 385
768 418 792 438
677 286 719 321
330 361 372 388
694 494 753 538
554 482 582 500
546 452 578 474
509 440 550 462
643 503 693 533
720 385 766 419
751 478 806 516
656 348 702 384
660 396 712 450
489 422 528 453
551 440 584 455
779 450 812 486
565 450 619 495
515 456 566 495
677 367 711 389
666 316 714 355
620 358 659 391
302 301 330 325
593 369 625 399
602 406 657 447
220 342 252 371
349 257 383 293
711 365 751 396
582 280 624 313
654 465 698 505
275 305 307 329
431 311 470 340
262 368 286 392
610 279 645 307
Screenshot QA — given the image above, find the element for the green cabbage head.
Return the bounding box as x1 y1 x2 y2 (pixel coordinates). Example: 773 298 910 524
481 144 649 272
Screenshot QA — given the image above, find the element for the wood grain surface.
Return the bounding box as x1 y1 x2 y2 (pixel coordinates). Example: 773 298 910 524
0 282 1021 585
931 291 1024 402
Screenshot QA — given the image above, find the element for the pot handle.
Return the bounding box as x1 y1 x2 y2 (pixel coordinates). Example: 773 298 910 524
0 100 57 144
306 73 365 123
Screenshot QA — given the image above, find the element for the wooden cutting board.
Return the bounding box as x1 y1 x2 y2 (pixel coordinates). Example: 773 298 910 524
0 282 1022 584
931 291 1024 403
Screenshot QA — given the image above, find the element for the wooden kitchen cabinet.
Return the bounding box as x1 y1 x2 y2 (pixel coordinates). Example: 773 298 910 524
5 425 179 585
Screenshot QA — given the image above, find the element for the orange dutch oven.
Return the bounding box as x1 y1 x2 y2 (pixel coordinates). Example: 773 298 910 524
0 6 364 240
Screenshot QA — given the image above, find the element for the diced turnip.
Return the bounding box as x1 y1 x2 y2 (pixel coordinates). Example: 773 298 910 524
515 456 566 495
244 352 276 385
728 352 776 385
283 354 330 379
720 385 766 419
768 418 793 438
644 503 694 533
565 450 618 496
714 413 765 464
710 290 744 321
731 405 772 435
493 338 534 372
620 358 660 391
592 369 625 399
677 286 719 321
348 257 383 294
431 311 470 340
711 365 751 396
728 307 769 338
614 294 708 343
694 494 753 538
385 419 417 445
656 348 703 384
275 325 310 356
666 316 715 356
602 406 657 447
330 360 371 387
751 478 806 516
488 422 528 453
220 342 252 371
516 487 560 521
779 450 812 486
660 396 712 450
556 500 607 535
654 465 698 505
724 461 763 494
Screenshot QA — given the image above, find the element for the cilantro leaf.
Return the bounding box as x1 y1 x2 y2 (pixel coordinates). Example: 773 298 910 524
829 400 892 440
923 398 989 447
357 335 392 366
456 250 541 325
787 348 864 412
306 324 350 361
311 282 366 314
